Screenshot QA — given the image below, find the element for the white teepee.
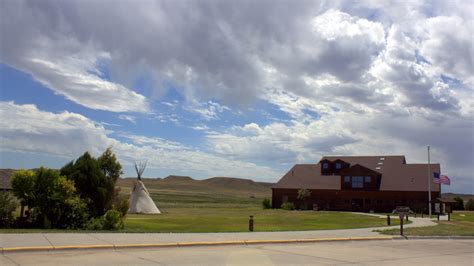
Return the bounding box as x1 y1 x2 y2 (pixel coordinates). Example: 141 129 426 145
128 161 161 214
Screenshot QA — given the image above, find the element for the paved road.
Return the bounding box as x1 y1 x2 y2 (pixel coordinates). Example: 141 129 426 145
0 216 438 249
1 239 472 265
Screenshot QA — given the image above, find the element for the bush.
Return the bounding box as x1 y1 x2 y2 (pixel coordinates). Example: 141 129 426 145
85 217 103 230
465 199 474 211
112 190 129 217
0 191 17 228
281 202 295 210
453 197 464 210
262 198 271 209
59 197 90 229
102 209 124 230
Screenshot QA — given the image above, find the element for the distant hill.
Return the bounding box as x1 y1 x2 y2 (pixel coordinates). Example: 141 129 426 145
442 193 474 202
117 175 273 198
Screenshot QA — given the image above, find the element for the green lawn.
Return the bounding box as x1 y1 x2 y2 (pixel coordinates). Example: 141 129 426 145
1 180 405 233
378 211 474 236
123 207 405 233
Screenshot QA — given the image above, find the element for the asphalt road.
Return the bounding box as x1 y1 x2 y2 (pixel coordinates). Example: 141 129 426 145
1 239 472 265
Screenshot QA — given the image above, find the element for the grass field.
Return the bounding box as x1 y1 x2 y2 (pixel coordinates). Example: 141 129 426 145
379 211 474 236
0 177 408 233
120 177 401 233
124 208 403 233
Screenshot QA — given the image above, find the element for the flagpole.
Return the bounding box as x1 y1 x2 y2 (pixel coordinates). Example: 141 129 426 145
428 145 432 218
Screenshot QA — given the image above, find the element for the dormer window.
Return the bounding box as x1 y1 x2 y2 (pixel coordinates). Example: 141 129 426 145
323 163 329 169
335 162 342 169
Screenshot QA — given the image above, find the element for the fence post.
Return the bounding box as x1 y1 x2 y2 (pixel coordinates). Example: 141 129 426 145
387 215 391 226
249 215 254 232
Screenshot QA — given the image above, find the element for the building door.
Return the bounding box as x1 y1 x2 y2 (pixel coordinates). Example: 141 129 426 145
351 198 363 211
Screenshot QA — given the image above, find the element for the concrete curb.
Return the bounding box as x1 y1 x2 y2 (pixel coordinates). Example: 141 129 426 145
0 236 394 254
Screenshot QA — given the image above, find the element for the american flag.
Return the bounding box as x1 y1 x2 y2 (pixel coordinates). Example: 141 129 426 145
433 172 451 185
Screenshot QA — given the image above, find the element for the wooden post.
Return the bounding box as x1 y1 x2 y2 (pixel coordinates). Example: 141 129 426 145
448 213 451 221
437 214 440 221
406 215 409 222
400 215 404 236
387 215 391 226
249 216 254 232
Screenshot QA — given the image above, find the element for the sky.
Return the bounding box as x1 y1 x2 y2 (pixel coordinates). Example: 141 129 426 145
0 0 472 194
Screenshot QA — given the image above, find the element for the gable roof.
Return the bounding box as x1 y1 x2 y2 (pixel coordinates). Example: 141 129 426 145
274 155 441 192
0 169 14 190
272 164 340 190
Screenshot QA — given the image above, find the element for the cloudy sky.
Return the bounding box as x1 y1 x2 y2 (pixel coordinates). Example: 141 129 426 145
0 0 472 193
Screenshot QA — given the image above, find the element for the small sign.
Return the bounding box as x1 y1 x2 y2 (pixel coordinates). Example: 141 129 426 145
396 206 410 214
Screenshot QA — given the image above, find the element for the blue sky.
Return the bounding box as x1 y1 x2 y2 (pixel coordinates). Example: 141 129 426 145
0 0 473 194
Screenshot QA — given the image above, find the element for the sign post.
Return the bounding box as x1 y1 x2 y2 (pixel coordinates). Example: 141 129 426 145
396 206 410 236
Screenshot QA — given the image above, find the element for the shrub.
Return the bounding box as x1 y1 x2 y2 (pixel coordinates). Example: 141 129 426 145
59 197 90 229
262 198 271 209
102 209 124 230
0 191 17 228
281 202 295 210
465 199 474 211
453 197 464 210
85 217 103 230
112 189 129 217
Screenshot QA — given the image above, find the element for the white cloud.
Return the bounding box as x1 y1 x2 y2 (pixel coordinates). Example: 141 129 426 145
0 101 279 181
118 115 136 124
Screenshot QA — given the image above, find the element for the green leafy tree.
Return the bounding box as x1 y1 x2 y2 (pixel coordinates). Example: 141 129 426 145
12 167 88 229
453 197 464 210
98 147 123 183
61 149 123 218
297 188 312 210
0 191 17 228
98 147 123 210
61 152 109 217
10 169 35 216
465 199 474 211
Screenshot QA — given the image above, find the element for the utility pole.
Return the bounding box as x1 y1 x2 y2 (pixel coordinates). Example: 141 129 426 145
428 146 432 218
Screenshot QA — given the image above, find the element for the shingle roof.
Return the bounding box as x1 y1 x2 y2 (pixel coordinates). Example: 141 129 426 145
272 164 340 190
273 155 441 192
0 169 14 190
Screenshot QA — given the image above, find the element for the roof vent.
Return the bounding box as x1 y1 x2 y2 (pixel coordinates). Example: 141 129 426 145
377 162 383 165
380 157 385 161
376 167 381 170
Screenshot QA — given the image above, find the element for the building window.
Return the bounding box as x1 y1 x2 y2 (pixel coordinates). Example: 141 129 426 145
352 176 364 188
335 162 341 169
322 163 329 169
344 176 350 182
365 176 371 183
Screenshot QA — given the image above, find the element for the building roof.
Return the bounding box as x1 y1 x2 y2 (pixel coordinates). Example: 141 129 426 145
273 155 441 192
0 169 14 190
273 164 340 190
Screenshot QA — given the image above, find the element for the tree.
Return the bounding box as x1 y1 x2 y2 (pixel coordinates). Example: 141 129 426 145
465 199 474 211
61 152 109 217
0 191 17 228
98 147 123 210
12 167 88 229
297 188 312 210
98 147 123 183
453 197 464 210
10 169 35 216
61 149 123 218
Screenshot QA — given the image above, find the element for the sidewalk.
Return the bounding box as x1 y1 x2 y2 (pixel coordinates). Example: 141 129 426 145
0 215 438 250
